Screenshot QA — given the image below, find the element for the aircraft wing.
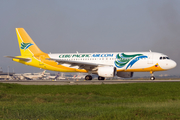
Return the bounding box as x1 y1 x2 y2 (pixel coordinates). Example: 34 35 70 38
46 58 111 71
4 56 31 62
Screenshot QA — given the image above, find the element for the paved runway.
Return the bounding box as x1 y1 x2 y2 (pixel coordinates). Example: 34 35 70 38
1 79 180 85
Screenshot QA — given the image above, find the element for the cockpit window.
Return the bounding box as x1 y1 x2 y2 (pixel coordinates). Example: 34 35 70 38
159 56 170 60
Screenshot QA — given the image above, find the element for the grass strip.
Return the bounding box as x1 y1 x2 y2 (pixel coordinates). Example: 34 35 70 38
0 82 180 119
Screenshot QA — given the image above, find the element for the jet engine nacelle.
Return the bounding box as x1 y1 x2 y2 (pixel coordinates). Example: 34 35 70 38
116 72 134 78
97 66 116 77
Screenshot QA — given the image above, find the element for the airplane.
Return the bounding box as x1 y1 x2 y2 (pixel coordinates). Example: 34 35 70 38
5 28 177 80
22 70 46 80
72 74 85 80
47 73 66 80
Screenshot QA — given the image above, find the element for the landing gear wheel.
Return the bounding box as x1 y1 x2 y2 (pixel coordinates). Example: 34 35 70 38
150 71 155 80
98 76 105 80
150 76 155 80
85 75 92 80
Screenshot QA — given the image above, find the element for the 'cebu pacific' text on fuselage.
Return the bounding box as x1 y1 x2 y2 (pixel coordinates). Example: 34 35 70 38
59 54 114 58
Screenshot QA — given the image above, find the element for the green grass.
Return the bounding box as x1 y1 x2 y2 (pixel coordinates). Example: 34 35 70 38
0 82 180 119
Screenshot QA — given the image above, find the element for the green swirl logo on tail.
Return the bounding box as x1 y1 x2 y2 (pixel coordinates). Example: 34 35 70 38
114 53 148 69
20 42 34 51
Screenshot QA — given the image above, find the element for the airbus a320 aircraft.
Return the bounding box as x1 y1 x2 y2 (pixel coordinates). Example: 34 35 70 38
5 28 177 80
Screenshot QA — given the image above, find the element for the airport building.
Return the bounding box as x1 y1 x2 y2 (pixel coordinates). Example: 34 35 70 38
0 70 14 80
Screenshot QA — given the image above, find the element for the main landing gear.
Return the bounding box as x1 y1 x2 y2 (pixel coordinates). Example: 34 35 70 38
85 75 105 80
98 76 105 80
85 75 92 80
150 71 155 80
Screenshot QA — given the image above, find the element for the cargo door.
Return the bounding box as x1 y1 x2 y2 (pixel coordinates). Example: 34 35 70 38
39 55 45 66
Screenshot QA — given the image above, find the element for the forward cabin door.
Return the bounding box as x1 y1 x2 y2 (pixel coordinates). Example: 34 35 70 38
147 53 153 64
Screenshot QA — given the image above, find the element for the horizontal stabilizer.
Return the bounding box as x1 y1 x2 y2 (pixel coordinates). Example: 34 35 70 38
4 56 31 62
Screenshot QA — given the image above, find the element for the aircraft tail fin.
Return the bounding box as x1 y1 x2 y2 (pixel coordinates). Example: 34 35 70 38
42 70 46 75
16 28 45 56
55 73 60 79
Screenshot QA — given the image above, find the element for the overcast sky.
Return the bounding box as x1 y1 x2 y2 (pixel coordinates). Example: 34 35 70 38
0 0 180 77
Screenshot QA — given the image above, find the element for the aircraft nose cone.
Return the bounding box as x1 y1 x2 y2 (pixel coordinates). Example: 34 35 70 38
166 60 177 70
159 60 177 70
171 60 177 69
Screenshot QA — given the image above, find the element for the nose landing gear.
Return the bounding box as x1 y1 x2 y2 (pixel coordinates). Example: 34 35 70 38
150 76 155 80
150 71 155 80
